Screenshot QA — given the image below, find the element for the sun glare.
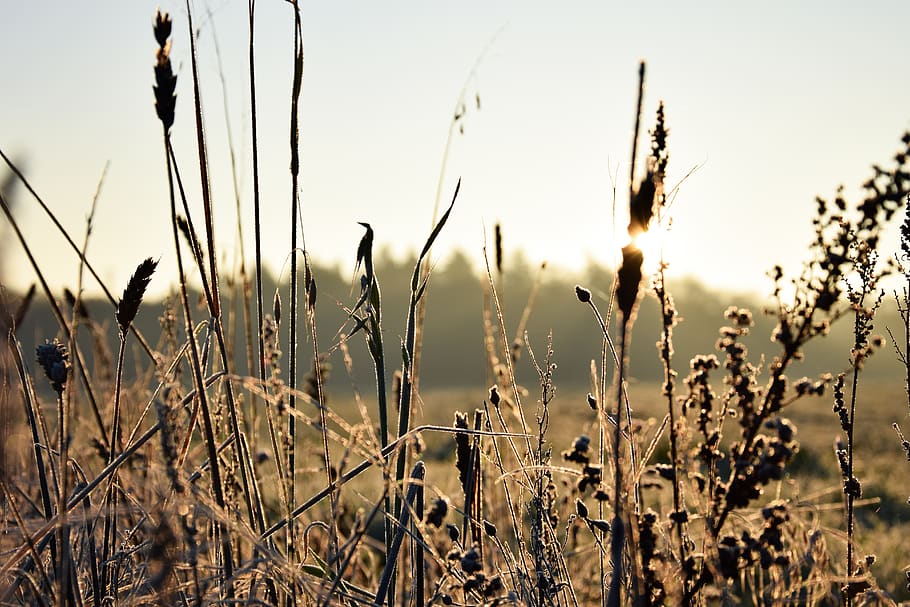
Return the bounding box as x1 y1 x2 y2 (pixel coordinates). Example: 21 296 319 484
630 227 668 276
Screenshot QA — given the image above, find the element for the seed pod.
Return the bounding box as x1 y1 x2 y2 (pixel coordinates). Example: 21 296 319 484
482 520 497 538
575 498 588 519
273 292 282 326
575 285 591 303
590 519 610 533
494 223 503 275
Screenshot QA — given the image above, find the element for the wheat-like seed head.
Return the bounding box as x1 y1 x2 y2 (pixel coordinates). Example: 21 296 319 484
117 257 158 334
153 9 176 132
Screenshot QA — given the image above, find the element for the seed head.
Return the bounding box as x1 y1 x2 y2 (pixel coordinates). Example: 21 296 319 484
574 285 591 303
273 291 282 326
575 498 588 519
482 520 497 538
36 339 70 394
117 257 158 334
153 9 177 132
629 177 656 237
425 497 448 528
494 223 503 275
488 385 500 406
460 547 483 574
590 518 610 533
153 10 172 47
616 245 644 320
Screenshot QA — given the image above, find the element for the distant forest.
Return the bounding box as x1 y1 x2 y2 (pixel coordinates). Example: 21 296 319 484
5 247 903 398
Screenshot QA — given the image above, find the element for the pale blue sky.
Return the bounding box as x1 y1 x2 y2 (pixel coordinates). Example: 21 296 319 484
2 1 909 297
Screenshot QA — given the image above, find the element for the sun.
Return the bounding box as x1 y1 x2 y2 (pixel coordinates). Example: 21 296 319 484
629 225 669 276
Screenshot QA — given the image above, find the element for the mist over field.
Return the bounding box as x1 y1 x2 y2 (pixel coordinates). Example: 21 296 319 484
8 247 902 396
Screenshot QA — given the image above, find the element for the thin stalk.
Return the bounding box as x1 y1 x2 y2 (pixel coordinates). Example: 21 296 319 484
184 1 220 317
0 374 224 599
478 398 525 596
483 252 533 468
167 142 265 539
53 385 70 607
317 490 388 607
303 254 339 569
904 284 910 412
248 0 268 469
175 15 268 597
0 194 109 452
70 163 105 436
101 335 128 596
598 344 608 607
8 333 54 530
511 261 547 359
246 17 279 603
411 29 499 413
260 425 525 541
623 62 646 511
374 462 426 607
606 320 630 607
846 368 859 607
6 334 56 598
350 224 394 558
71 465 101 607
0 148 155 359
162 131 234 595
393 184 459 555
370 303 392 557
286 4 304 595
628 62 645 209
844 288 872 606
655 264 688 594
206 4 260 465
0 478 53 598
414 477 425 607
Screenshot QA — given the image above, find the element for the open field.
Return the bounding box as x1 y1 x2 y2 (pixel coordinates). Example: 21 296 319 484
3 4 910 606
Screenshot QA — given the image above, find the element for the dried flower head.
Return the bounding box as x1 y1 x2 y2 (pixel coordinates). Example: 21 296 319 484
562 434 591 465
460 546 483 574
36 339 70 394
425 497 448 528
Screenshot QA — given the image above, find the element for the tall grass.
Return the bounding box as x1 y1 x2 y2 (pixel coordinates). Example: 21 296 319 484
1 6 910 606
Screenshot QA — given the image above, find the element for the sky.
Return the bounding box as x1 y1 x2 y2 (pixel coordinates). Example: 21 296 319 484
2 1 909 300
